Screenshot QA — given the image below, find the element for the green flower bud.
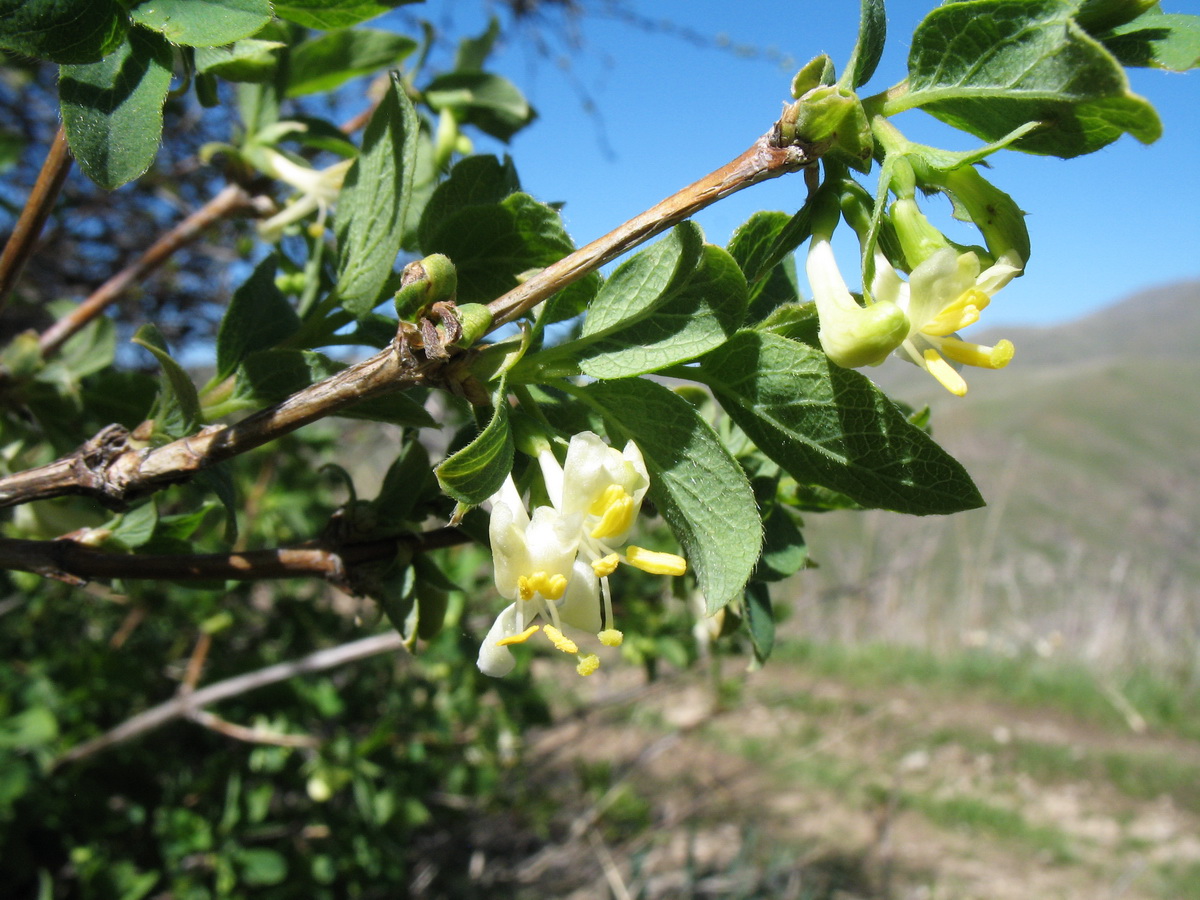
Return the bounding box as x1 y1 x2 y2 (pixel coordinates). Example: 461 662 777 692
434 108 459 170
394 254 458 320
450 303 493 348
890 197 951 270
780 86 873 172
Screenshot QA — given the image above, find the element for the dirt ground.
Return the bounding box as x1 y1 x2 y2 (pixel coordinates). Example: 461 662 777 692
473 658 1200 900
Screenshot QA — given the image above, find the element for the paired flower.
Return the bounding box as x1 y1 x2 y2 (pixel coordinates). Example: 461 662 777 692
256 147 354 241
478 432 687 678
805 216 1023 396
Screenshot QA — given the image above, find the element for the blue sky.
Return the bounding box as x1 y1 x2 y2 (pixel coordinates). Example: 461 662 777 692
424 0 1200 328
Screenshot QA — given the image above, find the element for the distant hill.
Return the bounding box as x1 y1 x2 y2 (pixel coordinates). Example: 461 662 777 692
792 278 1200 676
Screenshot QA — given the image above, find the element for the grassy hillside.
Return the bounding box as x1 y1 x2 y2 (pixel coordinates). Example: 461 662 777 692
792 279 1200 677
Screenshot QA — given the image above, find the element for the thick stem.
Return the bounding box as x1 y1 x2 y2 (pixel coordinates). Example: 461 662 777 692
38 183 257 358
0 126 73 315
486 128 816 328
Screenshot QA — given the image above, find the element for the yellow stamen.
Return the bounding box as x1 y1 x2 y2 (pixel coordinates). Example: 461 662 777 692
576 654 600 676
589 485 636 539
924 288 988 336
940 336 1014 369
592 553 620 577
518 571 568 601
599 629 624 647
497 625 540 646
625 546 688 576
922 348 968 396
542 625 578 654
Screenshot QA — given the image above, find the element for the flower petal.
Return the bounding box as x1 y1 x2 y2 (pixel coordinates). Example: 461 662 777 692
557 558 603 634
477 604 520 677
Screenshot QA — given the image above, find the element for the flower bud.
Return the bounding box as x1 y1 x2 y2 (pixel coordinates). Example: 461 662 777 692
394 254 458 320
779 86 873 172
450 303 493 348
890 197 951 270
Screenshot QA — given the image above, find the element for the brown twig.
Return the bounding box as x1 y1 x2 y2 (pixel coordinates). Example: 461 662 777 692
181 632 213 692
37 183 259 358
0 525 467 587
187 709 321 748
0 117 817 513
486 125 817 328
0 125 73 315
54 631 407 766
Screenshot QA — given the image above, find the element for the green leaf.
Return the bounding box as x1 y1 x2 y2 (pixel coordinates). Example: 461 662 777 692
696 332 984 515
273 0 417 30
196 466 239 543
132 324 201 438
286 29 417 97
424 72 536 142
417 155 520 255
902 0 1162 158
59 29 174 189
454 17 500 71
107 499 158 550
842 0 886 89
237 848 287 887
0 0 127 64
0 707 58 750
579 379 761 614
755 503 808 582
743 581 775 663
370 442 432 526
577 244 747 379
423 192 587 305
49 306 117 379
753 303 820 345
435 379 513 505
727 211 804 322
335 72 419 316
215 255 300 379
130 0 271 47
582 223 704 334
1102 12 1200 71
193 39 284 82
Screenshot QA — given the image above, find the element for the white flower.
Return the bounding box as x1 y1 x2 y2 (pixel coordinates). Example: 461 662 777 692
477 476 583 678
872 247 1022 396
256 148 354 241
478 432 687 678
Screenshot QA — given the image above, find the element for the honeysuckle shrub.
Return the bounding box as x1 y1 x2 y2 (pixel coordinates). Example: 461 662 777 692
0 0 1196 894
